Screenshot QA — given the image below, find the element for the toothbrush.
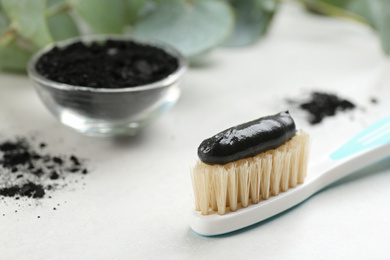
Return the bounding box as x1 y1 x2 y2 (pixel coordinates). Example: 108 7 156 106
190 116 390 236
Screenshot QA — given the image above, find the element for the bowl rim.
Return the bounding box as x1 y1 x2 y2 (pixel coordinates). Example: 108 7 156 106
27 34 187 93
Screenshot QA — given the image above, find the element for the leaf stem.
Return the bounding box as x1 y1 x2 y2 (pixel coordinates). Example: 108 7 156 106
45 1 71 18
296 0 367 25
0 28 15 47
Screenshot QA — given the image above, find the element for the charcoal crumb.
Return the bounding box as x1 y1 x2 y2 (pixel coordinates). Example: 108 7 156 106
0 186 20 197
371 97 378 104
69 167 80 173
0 137 90 201
70 155 81 166
0 141 22 152
33 168 43 176
50 171 59 180
2 151 31 168
52 157 63 165
32 154 41 160
297 92 356 125
19 182 45 198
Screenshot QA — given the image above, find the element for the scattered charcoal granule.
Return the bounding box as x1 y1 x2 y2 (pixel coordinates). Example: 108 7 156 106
52 157 63 165
50 171 59 180
0 186 19 197
35 40 179 88
70 155 80 166
0 142 21 152
33 168 43 176
297 92 356 125
0 137 89 200
18 182 45 198
370 97 378 104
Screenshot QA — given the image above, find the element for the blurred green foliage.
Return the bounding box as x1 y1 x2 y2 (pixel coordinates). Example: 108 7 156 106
0 0 389 72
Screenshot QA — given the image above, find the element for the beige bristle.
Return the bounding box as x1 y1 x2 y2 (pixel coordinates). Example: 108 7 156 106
249 157 261 204
270 149 283 196
227 167 238 211
280 150 292 192
238 161 250 208
260 154 272 200
190 130 310 215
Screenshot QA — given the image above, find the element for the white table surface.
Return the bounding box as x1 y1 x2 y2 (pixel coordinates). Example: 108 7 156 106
1 3 390 259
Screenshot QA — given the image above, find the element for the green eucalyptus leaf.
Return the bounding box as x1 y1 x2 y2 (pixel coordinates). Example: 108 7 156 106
301 0 362 18
0 37 31 71
317 0 351 7
47 0 79 41
69 0 127 34
132 0 234 58
0 9 8 36
347 0 377 28
301 0 390 55
0 12 13 49
48 13 79 41
48 0 64 8
125 0 146 25
302 0 374 25
0 0 52 48
366 0 390 55
224 0 278 47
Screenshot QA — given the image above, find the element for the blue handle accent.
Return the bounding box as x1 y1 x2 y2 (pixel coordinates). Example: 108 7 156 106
330 117 390 160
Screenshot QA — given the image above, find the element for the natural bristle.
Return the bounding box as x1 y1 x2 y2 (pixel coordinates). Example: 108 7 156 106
191 130 310 215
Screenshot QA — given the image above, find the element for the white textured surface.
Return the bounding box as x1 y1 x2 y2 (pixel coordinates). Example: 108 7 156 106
1 3 390 259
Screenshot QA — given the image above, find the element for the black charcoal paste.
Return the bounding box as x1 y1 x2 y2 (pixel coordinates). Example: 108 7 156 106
198 111 296 165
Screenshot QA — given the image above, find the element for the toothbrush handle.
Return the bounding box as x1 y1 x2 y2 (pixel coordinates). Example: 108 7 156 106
189 142 390 236
190 118 390 236
309 138 390 193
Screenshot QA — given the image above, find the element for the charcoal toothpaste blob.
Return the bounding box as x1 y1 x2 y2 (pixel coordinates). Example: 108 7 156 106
191 111 310 216
198 111 297 165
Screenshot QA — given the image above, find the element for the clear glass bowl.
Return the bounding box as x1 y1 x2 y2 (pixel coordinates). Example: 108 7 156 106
28 35 187 137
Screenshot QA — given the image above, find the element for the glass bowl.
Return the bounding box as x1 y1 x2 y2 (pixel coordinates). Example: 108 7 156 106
27 35 187 137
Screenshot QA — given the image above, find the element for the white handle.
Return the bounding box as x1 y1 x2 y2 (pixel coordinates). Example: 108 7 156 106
307 140 390 198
